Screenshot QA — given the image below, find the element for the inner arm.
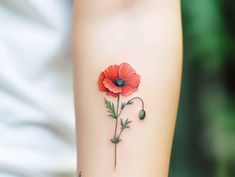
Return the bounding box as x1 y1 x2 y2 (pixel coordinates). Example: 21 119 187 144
73 0 182 176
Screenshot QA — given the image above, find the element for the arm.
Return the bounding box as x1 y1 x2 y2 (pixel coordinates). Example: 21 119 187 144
73 0 182 176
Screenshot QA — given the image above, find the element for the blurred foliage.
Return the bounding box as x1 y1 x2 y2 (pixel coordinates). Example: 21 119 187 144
169 0 235 177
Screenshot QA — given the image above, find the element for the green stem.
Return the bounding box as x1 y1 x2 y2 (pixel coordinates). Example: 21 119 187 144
129 97 145 109
114 94 120 169
117 96 145 117
113 96 144 168
118 128 124 138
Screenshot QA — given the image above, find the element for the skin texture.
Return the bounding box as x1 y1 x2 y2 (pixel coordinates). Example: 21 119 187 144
73 0 182 177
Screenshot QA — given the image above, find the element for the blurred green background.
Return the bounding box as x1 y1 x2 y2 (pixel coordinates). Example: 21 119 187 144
169 0 235 177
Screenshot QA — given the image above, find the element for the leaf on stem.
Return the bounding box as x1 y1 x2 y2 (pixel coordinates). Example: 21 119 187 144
127 100 134 105
121 118 132 130
120 100 133 110
111 136 122 144
104 98 117 119
121 102 126 110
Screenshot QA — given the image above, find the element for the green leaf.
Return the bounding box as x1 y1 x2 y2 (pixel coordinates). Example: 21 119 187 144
121 118 132 130
104 98 117 119
127 100 134 105
111 136 121 144
121 100 133 110
121 102 126 110
120 119 124 127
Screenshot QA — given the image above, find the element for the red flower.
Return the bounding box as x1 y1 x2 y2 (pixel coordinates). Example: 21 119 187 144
98 63 140 97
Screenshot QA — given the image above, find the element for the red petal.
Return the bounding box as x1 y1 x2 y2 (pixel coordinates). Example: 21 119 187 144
97 72 108 91
104 64 119 80
103 78 122 93
126 73 140 88
106 91 119 97
119 63 136 80
121 86 137 96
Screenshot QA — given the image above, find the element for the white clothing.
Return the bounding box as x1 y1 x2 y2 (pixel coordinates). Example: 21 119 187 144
0 0 76 177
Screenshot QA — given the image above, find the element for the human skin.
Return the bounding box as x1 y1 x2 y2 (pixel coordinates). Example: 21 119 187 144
73 0 182 177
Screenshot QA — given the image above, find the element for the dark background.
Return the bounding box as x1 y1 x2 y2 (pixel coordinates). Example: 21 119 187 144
169 0 235 177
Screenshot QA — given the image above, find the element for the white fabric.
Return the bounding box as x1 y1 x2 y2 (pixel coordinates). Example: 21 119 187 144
0 0 76 177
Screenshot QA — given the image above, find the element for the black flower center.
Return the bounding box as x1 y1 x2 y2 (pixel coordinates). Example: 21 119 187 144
114 78 126 87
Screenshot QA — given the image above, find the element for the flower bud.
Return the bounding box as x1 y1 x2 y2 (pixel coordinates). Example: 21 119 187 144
138 109 146 120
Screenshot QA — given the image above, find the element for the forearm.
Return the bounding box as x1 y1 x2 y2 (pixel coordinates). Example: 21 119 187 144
73 1 182 177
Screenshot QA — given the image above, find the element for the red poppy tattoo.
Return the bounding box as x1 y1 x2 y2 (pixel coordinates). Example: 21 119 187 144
98 62 146 168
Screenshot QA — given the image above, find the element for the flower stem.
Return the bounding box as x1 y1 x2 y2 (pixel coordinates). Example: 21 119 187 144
114 94 120 169
118 128 124 138
117 96 145 117
128 97 145 110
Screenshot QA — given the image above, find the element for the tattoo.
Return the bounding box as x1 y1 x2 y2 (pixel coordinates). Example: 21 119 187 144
98 62 146 168
78 171 82 177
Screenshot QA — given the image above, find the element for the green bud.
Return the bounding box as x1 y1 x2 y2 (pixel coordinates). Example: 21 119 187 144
138 109 146 120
